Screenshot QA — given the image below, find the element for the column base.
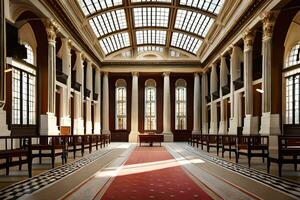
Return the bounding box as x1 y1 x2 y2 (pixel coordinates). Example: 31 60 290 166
40 113 59 135
202 124 208 134
74 118 84 135
209 122 218 134
129 131 139 143
94 122 101 134
102 130 111 135
0 109 10 136
163 131 173 142
243 115 259 135
228 118 238 135
86 121 93 134
192 130 201 135
60 116 71 127
259 112 281 136
218 121 227 135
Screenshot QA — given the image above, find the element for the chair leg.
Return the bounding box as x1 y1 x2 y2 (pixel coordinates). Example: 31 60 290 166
51 150 55 168
262 150 265 163
294 156 297 171
248 156 251 168
235 152 239 163
279 162 282 177
28 158 32 178
39 150 42 164
19 156 22 170
6 158 9 175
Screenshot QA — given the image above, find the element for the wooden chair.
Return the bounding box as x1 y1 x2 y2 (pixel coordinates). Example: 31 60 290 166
220 135 237 159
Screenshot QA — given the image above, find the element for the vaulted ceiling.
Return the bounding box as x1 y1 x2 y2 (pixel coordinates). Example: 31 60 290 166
76 0 225 60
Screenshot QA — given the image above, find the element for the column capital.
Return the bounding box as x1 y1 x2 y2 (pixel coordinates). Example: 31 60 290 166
243 30 255 49
132 71 139 77
194 72 200 77
162 72 170 77
43 19 59 43
261 11 278 39
103 71 109 76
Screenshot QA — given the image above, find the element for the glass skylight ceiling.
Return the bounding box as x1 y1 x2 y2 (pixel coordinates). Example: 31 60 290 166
89 9 127 37
171 32 202 54
133 7 170 28
77 0 225 56
100 32 130 55
179 0 225 15
175 9 214 37
136 30 167 45
78 0 122 16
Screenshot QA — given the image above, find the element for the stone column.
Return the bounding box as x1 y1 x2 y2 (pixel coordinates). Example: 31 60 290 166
243 30 259 135
85 60 93 134
259 12 281 137
40 19 59 135
102 72 110 135
73 51 84 135
228 46 242 135
209 65 218 134
129 72 139 142
163 72 173 142
58 38 72 127
94 69 101 134
201 73 208 134
192 73 201 134
219 56 228 134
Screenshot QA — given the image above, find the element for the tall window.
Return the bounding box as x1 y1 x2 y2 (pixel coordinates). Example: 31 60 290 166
175 79 187 130
12 60 36 125
285 43 300 124
115 79 127 129
145 79 156 130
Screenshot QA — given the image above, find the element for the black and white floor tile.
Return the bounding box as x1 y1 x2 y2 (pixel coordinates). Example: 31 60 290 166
0 147 116 200
181 144 300 199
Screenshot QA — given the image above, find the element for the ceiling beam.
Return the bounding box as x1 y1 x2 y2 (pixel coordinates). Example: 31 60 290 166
166 0 179 49
124 0 136 55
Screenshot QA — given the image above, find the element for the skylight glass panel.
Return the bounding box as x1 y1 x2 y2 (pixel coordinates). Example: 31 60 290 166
132 0 171 3
99 32 130 55
89 9 127 37
179 0 225 15
133 7 170 28
137 46 164 53
171 32 202 54
78 0 123 16
175 9 214 37
136 30 167 45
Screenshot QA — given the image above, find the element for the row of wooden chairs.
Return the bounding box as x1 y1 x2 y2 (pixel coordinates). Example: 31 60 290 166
189 132 300 176
188 134 269 168
0 134 111 177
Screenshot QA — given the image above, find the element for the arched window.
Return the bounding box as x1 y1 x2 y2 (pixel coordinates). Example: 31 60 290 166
23 43 34 65
286 43 300 68
175 79 187 130
285 43 300 124
145 79 156 130
115 79 127 130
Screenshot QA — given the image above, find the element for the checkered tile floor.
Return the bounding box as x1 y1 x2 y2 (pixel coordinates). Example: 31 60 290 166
0 148 114 200
182 144 300 199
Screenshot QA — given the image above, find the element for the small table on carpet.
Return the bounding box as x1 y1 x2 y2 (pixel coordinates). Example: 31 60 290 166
139 133 164 147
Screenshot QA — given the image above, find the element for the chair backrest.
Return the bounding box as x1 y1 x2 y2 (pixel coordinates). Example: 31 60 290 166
283 124 300 136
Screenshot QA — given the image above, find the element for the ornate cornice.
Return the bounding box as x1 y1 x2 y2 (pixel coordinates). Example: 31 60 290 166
102 60 201 67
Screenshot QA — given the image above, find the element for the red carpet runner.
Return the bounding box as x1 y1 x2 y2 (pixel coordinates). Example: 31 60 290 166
99 147 212 200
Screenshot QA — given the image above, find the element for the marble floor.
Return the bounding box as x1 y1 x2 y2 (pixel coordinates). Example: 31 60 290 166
0 142 299 200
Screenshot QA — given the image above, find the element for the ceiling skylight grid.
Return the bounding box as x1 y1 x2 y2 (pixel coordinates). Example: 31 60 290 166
78 0 123 16
175 9 214 37
89 9 127 37
131 0 172 3
133 7 170 28
100 32 130 55
179 0 225 15
136 30 167 45
171 32 202 54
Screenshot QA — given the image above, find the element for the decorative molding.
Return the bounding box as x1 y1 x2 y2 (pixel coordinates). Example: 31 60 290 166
102 60 202 67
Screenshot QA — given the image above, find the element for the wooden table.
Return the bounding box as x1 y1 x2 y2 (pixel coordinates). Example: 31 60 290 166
139 134 164 147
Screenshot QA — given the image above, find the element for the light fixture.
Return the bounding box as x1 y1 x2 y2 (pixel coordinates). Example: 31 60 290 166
256 89 264 93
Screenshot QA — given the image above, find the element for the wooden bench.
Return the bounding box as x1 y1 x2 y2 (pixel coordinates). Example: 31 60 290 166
0 136 32 177
267 135 300 176
236 135 269 167
189 134 201 148
31 136 68 168
139 133 164 147
202 134 221 156
220 135 237 159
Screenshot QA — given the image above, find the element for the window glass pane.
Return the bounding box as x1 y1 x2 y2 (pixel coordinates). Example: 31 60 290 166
136 30 167 45
133 7 170 28
23 43 34 65
12 69 21 125
286 44 300 68
179 0 225 15
100 32 130 54
132 0 171 2
175 85 187 130
116 86 127 130
171 32 202 54
137 45 164 54
78 0 123 16
145 86 156 130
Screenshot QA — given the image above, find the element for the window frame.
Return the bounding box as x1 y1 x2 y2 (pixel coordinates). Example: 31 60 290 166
175 80 187 130
144 80 157 131
115 80 127 130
